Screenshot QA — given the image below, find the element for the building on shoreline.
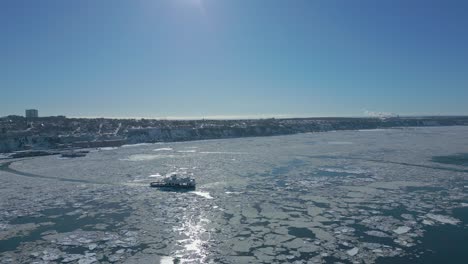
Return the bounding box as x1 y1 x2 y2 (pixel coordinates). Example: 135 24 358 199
1 115 468 153
25 109 38 119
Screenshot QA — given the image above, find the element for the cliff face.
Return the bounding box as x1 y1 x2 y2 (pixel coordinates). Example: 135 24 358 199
116 117 468 144
125 126 292 144
2 116 468 153
0 135 59 153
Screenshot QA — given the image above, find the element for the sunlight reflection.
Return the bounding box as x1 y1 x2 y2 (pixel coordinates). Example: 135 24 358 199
174 209 211 263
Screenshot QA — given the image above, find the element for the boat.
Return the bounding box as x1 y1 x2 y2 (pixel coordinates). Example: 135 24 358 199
150 173 196 189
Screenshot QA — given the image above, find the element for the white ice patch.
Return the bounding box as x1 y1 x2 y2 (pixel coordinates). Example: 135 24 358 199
121 143 153 148
225 191 243 195
192 191 213 199
99 147 118 151
120 154 175 161
319 167 367 174
88 243 98 250
365 230 390 237
76 253 97 264
154 148 173 151
358 129 389 132
160 256 175 264
426 213 460 225
62 255 82 262
393 226 411 235
347 247 359 256
422 220 434 225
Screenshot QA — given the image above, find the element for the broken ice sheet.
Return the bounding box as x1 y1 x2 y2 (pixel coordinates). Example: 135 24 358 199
425 214 460 225
393 226 411 235
347 247 359 256
2 126 468 264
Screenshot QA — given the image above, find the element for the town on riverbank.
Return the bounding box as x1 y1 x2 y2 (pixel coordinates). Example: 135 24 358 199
1 113 468 154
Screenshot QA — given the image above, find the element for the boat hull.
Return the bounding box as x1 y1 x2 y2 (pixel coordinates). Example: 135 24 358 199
150 182 195 189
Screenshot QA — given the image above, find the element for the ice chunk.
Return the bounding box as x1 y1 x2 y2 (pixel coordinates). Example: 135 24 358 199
99 147 118 151
335 226 355 234
121 154 175 161
108 254 121 262
365 230 390 237
153 148 173 151
122 143 153 148
42 249 62 261
88 243 98 250
177 150 196 153
192 191 213 199
393 226 411 235
422 220 434 225
160 256 176 264
78 253 97 264
362 242 382 250
347 247 359 256
225 191 243 194
62 254 82 263
426 214 460 225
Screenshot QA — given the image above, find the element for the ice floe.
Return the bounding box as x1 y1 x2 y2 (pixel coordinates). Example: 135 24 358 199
346 247 359 256
177 150 197 153
160 256 176 264
122 143 154 148
153 147 173 151
393 226 411 235
358 129 389 132
225 191 243 195
120 154 176 161
365 230 391 237
99 147 119 151
425 213 460 225
192 191 213 199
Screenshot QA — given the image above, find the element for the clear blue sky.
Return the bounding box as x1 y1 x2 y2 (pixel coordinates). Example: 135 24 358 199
1 0 468 118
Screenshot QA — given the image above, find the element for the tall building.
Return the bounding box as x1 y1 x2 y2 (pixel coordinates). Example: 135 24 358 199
25 109 38 118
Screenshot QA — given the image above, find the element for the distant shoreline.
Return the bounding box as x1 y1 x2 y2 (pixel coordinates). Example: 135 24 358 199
1 116 468 153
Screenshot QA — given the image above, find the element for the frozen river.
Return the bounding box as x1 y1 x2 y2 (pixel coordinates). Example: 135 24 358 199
1 126 467 263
